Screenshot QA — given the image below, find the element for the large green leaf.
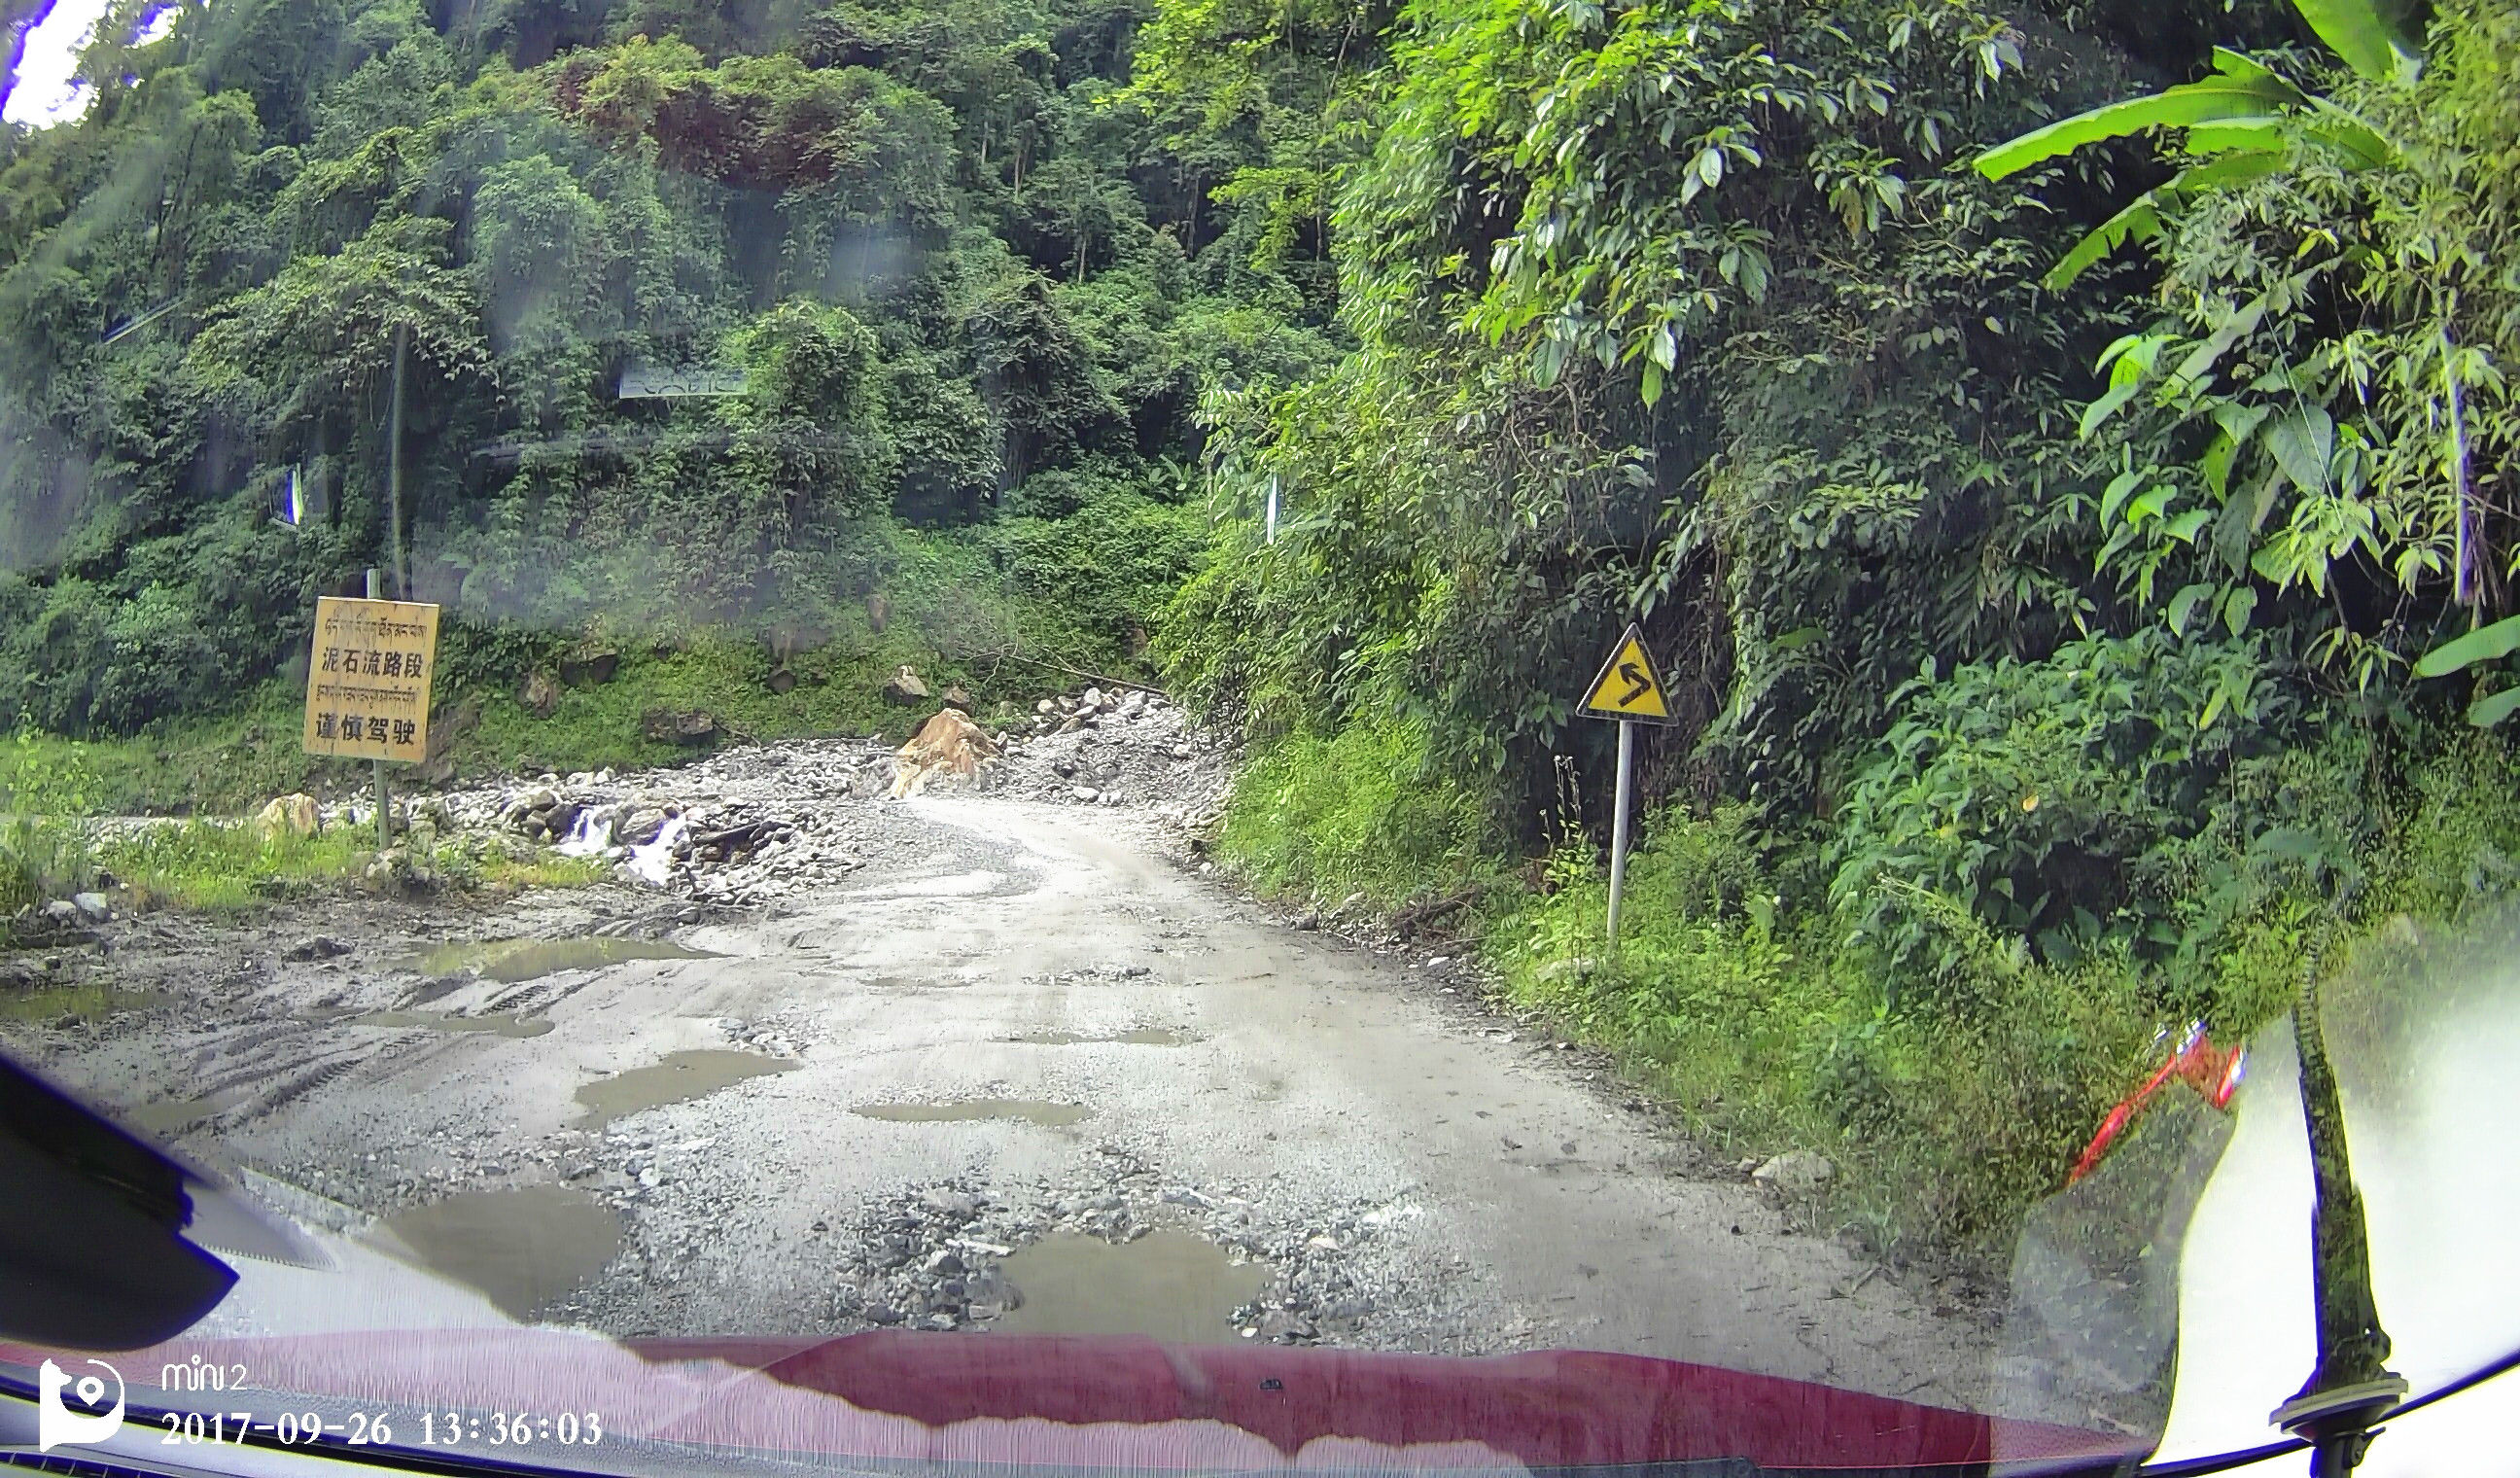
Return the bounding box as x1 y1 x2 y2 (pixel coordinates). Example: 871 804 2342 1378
2304 99 2401 168
2413 614 2520 678
2471 686 2520 728
1976 57 2304 181
2043 198 2162 291
2289 0 2421 83
2265 406 2334 490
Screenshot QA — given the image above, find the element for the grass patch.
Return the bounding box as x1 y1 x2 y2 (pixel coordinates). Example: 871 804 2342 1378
3 732 607 933
88 820 601 911
1215 719 1507 909
12 632 1057 816
6 501 1203 816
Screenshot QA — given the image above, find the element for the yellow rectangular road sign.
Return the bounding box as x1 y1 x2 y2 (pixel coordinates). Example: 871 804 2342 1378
302 596 439 763
1581 623 1675 722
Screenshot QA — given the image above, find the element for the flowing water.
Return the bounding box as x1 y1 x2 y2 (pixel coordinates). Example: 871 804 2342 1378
554 811 615 858
626 816 689 887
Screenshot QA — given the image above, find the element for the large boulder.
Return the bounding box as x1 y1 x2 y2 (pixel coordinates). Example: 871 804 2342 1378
520 670 560 717
254 793 322 841
883 665 931 705
642 708 719 747
559 650 620 686
618 806 673 846
891 710 1000 798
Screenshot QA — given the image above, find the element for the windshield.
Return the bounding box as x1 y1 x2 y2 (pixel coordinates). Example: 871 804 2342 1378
0 0 2515 1471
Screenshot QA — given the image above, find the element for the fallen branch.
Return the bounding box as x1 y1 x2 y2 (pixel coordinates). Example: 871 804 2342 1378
1392 891 1476 935
992 651 1171 698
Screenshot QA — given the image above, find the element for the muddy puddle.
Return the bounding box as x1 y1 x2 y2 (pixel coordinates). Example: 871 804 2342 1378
0 982 167 1024
852 1099 1091 1126
1001 1028 1200 1047
337 1009 554 1038
994 1231 1267 1343
396 937 717 984
123 1088 246 1134
373 1185 621 1320
574 1050 795 1129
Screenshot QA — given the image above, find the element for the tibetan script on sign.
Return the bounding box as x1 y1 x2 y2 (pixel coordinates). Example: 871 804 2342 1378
302 597 439 763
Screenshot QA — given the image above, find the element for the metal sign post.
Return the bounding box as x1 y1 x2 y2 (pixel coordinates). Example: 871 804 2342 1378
1607 717 1635 944
1579 624 1676 954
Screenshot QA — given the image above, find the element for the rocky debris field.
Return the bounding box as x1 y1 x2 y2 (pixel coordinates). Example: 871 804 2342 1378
420 684 1238 911
990 685 1235 822
56 685 1242 921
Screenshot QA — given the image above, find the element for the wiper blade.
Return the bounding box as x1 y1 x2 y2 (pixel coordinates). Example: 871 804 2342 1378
2271 968 2404 1476
2136 1341 2520 1477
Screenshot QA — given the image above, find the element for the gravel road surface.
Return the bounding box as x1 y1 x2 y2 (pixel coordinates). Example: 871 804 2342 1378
5 764 1993 1412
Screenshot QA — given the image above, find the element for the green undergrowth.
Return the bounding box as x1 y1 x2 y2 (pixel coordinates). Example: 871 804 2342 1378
1496 734 2520 1266
1214 720 1511 911
6 499 1202 814
1206 715 2520 1269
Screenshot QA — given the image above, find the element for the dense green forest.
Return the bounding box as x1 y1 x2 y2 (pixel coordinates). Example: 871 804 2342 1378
4 0 2517 1255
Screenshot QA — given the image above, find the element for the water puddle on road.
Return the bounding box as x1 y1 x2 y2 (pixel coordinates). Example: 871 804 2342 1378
338 1010 554 1038
1001 1028 1201 1047
852 1099 1091 1126
994 1232 1267 1343
574 1050 796 1130
123 1088 247 1134
396 937 717 984
0 982 167 1023
373 1185 622 1320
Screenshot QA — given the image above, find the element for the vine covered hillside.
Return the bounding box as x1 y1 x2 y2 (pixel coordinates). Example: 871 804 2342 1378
1 0 1338 754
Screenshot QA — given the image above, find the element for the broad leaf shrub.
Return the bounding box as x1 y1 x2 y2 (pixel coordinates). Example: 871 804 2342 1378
1828 630 2294 997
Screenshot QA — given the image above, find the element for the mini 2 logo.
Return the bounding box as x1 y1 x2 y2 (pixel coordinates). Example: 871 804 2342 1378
37 1358 124 1451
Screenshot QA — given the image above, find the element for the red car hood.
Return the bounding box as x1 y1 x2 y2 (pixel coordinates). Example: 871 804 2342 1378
6 1329 2143 1474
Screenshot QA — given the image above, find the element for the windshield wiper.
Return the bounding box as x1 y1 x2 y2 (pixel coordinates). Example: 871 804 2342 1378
2267 967 2404 1477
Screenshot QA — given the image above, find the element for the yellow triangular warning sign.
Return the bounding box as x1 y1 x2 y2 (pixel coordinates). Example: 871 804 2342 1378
1582 624 1673 721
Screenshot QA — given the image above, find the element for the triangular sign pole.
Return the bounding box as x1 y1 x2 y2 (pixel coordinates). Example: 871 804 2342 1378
1579 623 1671 953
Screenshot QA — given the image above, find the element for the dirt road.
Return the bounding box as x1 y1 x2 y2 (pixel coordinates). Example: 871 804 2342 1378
11 776 1991 1410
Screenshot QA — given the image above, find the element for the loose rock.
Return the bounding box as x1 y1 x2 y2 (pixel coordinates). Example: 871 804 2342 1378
255 793 322 841
1751 1150 1836 1192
